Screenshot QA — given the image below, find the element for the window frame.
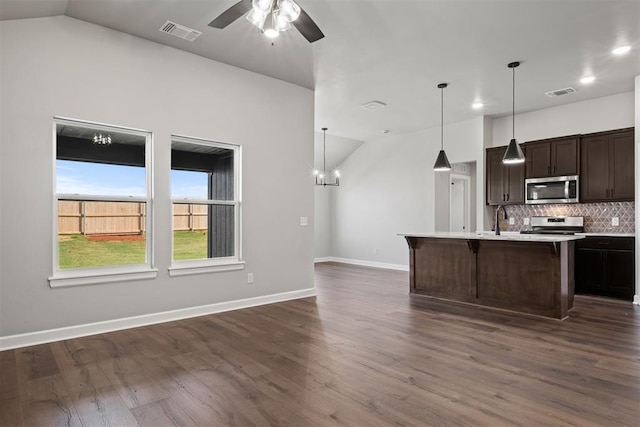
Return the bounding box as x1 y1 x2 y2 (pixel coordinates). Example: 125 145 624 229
49 117 157 288
168 134 244 276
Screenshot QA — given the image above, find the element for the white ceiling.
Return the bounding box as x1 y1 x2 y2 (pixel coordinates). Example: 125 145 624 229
2 0 639 167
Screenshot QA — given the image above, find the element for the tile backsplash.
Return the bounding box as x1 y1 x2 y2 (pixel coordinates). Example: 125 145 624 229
495 202 635 234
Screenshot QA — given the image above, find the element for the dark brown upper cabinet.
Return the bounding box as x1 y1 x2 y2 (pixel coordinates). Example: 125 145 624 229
580 128 634 202
486 146 524 205
524 136 579 178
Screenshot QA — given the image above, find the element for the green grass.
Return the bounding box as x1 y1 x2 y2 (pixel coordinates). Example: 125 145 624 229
173 230 208 261
58 231 208 269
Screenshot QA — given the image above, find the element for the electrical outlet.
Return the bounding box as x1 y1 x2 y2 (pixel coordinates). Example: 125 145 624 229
300 217 308 226
247 273 254 284
612 217 619 227
509 217 515 225
523 218 530 225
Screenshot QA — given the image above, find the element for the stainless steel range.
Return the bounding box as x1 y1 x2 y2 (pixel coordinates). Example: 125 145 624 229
520 216 584 235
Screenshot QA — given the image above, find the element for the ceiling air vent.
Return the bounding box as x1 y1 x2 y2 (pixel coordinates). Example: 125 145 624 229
360 101 387 111
545 87 577 98
159 21 202 42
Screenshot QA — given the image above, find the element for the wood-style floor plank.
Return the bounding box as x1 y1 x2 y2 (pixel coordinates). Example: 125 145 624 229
0 262 639 426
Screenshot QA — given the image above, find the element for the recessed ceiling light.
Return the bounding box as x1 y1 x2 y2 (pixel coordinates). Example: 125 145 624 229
612 45 631 55
472 102 484 109
580 75 596 84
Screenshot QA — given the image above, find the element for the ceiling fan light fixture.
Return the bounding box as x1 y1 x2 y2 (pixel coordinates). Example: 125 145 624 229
278 0 301 22
252 0 273 13
246 9 268 28
273 12 292 31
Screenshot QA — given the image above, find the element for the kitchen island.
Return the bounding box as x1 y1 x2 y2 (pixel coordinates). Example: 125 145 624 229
399 232 585 320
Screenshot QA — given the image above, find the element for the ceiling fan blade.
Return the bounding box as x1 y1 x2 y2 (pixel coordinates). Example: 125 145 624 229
208 0 253 29
292 7 324 43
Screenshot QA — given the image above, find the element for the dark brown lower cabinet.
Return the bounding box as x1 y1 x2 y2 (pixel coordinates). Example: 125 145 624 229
575 236 635 300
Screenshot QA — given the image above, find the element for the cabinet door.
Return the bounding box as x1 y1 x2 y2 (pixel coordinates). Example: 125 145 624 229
605 250 635 300
580 136 610 202
575 248 606 295
505 162 525 204
486 148 505 205
525 142 551 178
552 138 579 176
610 131 634 200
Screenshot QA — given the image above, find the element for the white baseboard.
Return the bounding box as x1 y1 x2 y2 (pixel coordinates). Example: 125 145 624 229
0 288 317 351
315 256 409 272
634 294 640 305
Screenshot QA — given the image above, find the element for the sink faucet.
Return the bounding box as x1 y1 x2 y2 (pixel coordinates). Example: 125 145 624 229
495 205 508 235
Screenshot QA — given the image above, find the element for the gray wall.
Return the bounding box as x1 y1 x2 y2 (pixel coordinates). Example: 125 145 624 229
330 117 487 266
313 186 332 259
0 16 315 337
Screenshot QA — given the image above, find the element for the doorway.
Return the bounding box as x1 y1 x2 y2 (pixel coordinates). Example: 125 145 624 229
449 174 470 232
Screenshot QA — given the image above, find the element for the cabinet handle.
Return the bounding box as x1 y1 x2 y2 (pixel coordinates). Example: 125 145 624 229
507 193 510 201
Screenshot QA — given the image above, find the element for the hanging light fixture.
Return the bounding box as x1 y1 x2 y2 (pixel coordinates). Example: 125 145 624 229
246 0 301 39
314 127 340 186
93 133 112 145
503 61 525 164
433 83 452 171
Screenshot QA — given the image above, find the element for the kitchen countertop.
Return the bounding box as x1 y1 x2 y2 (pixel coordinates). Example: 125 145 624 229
398 232 584 242
576 232 635 238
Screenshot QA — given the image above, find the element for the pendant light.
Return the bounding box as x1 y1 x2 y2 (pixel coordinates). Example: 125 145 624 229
433 83 452 171
314 127 340 186
502 61 525 164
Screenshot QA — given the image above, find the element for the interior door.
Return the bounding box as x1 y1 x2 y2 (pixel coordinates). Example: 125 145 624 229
450 176 469 232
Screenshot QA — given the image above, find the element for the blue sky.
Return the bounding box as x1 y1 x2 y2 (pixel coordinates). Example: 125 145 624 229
56 160 208 198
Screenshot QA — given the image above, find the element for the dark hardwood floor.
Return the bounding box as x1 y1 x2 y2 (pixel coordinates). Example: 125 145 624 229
1 262 639 426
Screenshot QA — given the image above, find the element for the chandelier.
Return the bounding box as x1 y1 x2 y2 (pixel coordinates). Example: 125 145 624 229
93 133 112 145
247 0 301 39
314 127 340 186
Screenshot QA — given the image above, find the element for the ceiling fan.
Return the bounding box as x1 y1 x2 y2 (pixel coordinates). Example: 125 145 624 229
208 0 324 43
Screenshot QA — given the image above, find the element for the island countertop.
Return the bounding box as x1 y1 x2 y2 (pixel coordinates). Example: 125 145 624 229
398 231 585 242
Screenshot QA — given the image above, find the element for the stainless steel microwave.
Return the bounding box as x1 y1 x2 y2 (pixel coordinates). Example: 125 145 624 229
525 175 579 204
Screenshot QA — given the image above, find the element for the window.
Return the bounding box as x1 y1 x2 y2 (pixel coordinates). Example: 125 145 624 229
169 135 242 276
50 118 155 287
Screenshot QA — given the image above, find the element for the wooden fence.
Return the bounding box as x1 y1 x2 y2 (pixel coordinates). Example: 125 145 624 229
58 201 207 235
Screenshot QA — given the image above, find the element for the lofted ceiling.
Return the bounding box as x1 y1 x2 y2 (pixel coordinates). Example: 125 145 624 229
1 0 639 169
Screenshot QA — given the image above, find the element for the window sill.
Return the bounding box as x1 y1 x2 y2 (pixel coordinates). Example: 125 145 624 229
49 267 158 288
169 260 245 277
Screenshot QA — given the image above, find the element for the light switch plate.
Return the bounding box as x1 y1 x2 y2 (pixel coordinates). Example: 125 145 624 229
509 218 515 225
300 217 308 226
612 217 619 226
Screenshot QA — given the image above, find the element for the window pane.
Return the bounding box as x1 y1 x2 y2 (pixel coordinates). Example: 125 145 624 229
58 201 147 269
57 160 146 197
171 142 234 201
171 170 209 199
173 203 234 261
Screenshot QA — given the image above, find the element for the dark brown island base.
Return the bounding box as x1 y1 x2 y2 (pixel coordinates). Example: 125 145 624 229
399 233 585 320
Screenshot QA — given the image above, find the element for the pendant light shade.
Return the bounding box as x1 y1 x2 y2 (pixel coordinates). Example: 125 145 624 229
434 149 452 171
433 83 452 171
503 61 525 164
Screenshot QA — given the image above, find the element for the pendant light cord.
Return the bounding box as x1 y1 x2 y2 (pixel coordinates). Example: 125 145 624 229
440 86 444 150
322 127 327 176
512 65 516 140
